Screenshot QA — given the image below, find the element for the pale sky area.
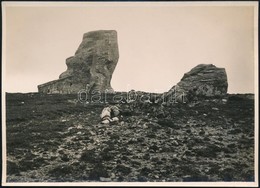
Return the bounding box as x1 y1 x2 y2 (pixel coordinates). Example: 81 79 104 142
2 2 258 94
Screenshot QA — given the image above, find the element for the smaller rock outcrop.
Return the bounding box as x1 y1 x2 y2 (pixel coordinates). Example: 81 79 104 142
165 64 228 102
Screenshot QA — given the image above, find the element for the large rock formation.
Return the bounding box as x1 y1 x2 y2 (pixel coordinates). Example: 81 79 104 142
165 64 228 102
38 30 119 94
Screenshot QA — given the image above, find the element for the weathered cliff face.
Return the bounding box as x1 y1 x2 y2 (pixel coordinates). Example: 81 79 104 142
38 30 119 94
165 64 228 102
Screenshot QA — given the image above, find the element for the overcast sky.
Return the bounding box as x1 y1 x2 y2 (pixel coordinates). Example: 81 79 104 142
3 2 257 94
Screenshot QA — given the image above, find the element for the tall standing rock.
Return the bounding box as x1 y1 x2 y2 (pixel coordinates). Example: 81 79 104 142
165 64 228 102
38 30 119 94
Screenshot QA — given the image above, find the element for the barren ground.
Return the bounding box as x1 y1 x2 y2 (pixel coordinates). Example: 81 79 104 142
5 92 254 182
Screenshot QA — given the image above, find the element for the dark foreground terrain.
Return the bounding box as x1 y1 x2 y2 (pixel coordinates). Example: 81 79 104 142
5 92 255 182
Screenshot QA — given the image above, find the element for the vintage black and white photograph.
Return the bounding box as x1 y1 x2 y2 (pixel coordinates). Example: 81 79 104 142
1 1 258 186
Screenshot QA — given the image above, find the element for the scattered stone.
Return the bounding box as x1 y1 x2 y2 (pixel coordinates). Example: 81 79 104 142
76 124 83 129
143 124 148 129
172 140 179 146
100 177 112 182
199 130 205 135
222 99 228 103
116 164 131 175
110 173 116 179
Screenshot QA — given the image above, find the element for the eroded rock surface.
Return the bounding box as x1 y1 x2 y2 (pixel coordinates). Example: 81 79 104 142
38 30 119 94
165 64 228 102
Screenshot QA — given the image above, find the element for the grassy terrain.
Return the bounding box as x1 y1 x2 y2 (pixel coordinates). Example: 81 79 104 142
5 92 255 182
